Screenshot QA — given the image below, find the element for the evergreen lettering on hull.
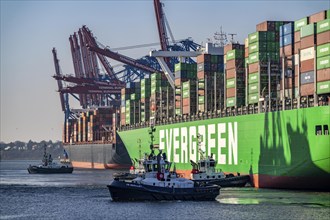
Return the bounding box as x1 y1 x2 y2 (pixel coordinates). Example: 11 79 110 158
159 122 238 165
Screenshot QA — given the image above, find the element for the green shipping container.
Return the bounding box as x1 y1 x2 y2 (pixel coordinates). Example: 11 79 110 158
249 42 268 53
249 52 279 64
175 63 188 72
227 78 235 88
327 9 330 19
248 31 268 44
294 17 308 32
249 73 259 83
317 43 330 58
248 93 259 104
175 108 181 115
151 73 162 80
198 96 205 104
182 90 190 98
317 56 330 70
317 81 330 94
317 19 330 34
226 97 236 107
226 49 244 60
248 83 259 93
300 23 315 38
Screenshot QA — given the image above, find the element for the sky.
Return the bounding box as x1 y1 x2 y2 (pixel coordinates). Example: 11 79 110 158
0 0 328 143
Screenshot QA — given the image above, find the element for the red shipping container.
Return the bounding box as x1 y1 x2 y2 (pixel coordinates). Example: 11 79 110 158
300 35 315 50
226 88 236 98
198 90 205 96
197 54 211 63
317 31 330 45
317 68 330 82
256 21 276 31
280 78 293 89
294 42 301 54
309 10 326 23
300 83 314 96
300 59 314 73
280 44 294 57
294 31 301 43
245 47 249 58
248 62 259 73
224 43 244 55
226 59 244 69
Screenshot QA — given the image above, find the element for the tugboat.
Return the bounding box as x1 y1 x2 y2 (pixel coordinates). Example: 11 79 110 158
27 147 73 174
107 126 220 201
190 135 250 187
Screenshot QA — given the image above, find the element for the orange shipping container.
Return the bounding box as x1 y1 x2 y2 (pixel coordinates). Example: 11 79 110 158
226 87 236 98
300 35 315 50
300 59 314 73
294 42 301 54
317 31 330 45
280 44 294 57
300 83 314 96
280 78 293 89
294 31 301 43
309 10 326 23
248 62 259 74
226 59 244 70
224 43 244 55
317 68 330 82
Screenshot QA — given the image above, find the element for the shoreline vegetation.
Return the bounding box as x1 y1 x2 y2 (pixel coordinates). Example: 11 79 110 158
0 140 64 160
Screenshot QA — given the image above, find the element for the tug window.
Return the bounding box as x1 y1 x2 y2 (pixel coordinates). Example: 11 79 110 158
316 125 322 135
324 125 329 135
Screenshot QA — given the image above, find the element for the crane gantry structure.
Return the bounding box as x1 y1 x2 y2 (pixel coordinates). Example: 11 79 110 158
53 0 201 121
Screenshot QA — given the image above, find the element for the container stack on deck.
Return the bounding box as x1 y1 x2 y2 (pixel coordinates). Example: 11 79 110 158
150 72 173 122
247 21 286 110
126 82 141 125
316 17 330 98
196 54 224 113
116 9 330 129
63 108 114 144
224 44 245 110
140 78 151 122
291 10 330 107
174 63 197 116
279 22 295 103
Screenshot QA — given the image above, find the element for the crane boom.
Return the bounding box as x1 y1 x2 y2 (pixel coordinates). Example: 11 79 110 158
52 48 66 112
154 0 169 51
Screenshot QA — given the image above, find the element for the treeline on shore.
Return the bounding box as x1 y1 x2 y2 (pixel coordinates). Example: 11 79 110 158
0 140 64 160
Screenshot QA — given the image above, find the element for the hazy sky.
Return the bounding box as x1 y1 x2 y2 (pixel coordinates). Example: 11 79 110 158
0 0 328 143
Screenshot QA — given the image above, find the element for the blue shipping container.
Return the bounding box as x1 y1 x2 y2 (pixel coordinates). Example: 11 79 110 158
279 22 294 36
280 34 294 47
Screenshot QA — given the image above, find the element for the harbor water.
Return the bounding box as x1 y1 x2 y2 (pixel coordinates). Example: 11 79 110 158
1 160 329 220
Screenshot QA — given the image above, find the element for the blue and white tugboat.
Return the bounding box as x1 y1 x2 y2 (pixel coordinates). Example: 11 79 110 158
27 147 73 174
107 151 220 201
107 126 220 201
190 135 250 187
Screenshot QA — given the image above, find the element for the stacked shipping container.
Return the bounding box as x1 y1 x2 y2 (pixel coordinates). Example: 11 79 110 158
316 18 330 95
174 63 197 115
292 10 330 102
196 54 224 113
224 44 245 108
279 22 295 100
140 78 151 122
64 108 114 144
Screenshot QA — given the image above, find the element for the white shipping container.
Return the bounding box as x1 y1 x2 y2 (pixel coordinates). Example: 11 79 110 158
300 47 315 62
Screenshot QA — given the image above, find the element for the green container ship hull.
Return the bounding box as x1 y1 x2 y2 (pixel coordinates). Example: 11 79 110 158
118 106 330 190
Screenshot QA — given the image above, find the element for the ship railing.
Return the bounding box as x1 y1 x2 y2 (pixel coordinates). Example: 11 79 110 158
117 96 329 131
